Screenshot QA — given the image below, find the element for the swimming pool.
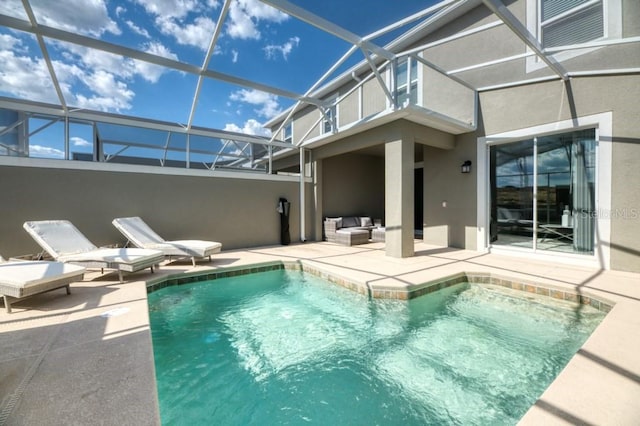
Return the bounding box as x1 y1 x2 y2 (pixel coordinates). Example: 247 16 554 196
148 268 605 425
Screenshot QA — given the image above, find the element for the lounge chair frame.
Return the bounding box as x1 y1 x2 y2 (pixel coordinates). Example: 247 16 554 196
0 258 85 313
112 216 222 267
23 220 164 283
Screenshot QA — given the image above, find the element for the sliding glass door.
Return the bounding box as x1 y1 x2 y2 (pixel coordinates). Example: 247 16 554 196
490 139 534 249
490 129 596 255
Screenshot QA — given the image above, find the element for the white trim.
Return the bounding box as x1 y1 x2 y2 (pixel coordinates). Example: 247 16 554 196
0 156 310 183
358 85 363 121
568 68 640 77
299 148 306 242
417 52 424 107
448 52 535 75
476 111 613 269
477 75 560 92
477 70 640 92
544 35 640 53
476 140 490 252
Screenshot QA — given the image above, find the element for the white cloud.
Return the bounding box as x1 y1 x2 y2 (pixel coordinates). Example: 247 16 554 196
156 15 215 49
0 36 60 103
126 20 151 38
29 145 65 159
264 36 300 60
0 1 26 19
59 43 132 79
224 119 270 137
132 0 218 50
115 6 126 17
71 136 92 147
74 69 134 111
231 49 239 63
133 0 201 20
29 0 120 37
0 33 24 52
132 42 179 83
226 0 288 40
56 39 176 85
229 89 282 119
0 33 178 113
0 39 135 112
227 3 260 40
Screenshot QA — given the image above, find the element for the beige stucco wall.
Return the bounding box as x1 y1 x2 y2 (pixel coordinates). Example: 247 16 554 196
292 106 321 144
423 134 478 249
478 74 640 272
623 0 640 36
0 164 313 257
339 85 359 127
321 153 384 221
422 67 476 126
362 77 387 118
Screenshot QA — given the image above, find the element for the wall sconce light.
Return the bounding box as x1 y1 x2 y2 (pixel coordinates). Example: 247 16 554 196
461 160 472 174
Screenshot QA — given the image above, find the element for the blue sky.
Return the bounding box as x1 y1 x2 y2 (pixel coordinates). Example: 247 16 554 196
0 0 434 142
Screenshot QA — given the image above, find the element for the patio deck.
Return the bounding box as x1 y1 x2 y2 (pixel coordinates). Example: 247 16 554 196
1 241 638 425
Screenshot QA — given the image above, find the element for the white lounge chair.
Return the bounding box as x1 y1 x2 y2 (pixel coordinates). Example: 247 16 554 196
23 220 164 283
0 255 85 313
112 216 222 267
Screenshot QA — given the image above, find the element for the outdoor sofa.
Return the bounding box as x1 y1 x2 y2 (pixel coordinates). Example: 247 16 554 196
324 216 378 246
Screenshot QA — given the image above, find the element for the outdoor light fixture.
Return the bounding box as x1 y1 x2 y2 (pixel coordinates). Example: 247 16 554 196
461 160 472 174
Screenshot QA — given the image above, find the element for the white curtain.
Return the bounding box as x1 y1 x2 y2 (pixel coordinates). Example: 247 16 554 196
572 134 595 252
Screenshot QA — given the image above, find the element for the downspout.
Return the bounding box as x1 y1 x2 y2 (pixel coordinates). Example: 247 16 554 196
300 147 306 242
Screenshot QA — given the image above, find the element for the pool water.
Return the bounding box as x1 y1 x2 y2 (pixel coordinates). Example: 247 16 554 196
148 269 605 425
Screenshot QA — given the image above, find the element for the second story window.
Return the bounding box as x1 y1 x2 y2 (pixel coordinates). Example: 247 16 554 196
322 98 337 134
539 0 604 48
283 121 293 144
395 57 418 107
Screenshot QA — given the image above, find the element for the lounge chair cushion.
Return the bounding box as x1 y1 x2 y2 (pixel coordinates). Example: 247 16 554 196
23 220 165 279
112 217 222 259
0 260 85 297
23 220 98 257
57 248 165 272
145 240 222 258
111 217 165 246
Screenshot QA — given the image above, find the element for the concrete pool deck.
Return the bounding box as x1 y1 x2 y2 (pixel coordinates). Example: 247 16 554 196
1 241 638 425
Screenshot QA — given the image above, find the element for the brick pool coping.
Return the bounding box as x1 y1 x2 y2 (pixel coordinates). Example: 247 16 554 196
146 260 614 313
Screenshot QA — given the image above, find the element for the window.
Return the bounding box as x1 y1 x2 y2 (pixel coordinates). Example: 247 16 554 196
539 0 604 48
489 129 596 255
283 121 293 144
322 97 337 134
395 57 418 107
526 0 620 73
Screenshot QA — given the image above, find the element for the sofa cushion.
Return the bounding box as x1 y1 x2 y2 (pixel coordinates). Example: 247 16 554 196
360 217 373 227
341 216 360 228
326 217 342 228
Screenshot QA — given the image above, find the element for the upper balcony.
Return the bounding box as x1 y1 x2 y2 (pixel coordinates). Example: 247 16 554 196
268 52 477 149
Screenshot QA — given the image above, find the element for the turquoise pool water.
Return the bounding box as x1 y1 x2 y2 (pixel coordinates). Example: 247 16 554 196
148 269 605 425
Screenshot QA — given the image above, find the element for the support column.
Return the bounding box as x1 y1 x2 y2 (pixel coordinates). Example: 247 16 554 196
385 136 414 258
313 158 323 241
